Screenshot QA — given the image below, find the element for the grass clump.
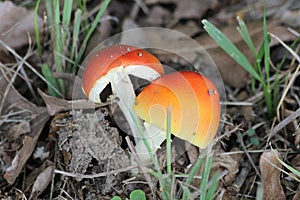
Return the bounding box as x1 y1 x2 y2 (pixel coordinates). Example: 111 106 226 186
202 9 279 118
134 107 219 199
34 0 110 97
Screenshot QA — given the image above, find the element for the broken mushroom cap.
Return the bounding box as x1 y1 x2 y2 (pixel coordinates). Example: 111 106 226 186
81 44 164 102
133 71 220 148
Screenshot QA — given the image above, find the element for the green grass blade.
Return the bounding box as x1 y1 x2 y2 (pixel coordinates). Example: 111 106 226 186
237 16 256 57
53 0 65 94
166 106 172 176
34 0 42 56
263 4 273 117
202 19 263 83
41 63 60 97
255 38 268 78
45 0 53 27
277 158 300 178
182 152 206 200
73 0 111 73
76 0 86 11
182 185 192 200
69 9 82 72
54 0 63 73
200 155 213 200
206 172 219 200
62 0 73 28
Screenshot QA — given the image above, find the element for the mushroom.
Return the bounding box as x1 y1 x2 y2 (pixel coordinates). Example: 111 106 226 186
81 44 165 160
133 71 220 148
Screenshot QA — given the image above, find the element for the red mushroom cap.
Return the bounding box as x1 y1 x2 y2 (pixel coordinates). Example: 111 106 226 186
82 44 164 102
133 71 220 148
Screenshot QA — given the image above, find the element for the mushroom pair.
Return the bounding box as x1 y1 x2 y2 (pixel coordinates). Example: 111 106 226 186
81 44 220 163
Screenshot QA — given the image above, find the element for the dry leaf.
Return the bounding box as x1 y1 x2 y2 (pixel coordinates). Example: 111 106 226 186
8 120 31 140
185 141 199 164
0 1 43 50
212 150 240 185
142 6 171 26
173 21 200 37
0 68 49 184
197 21 296 88
38 89 106 116
174 0 211 19
3 113 49 184
292 186 300 200
29 165 54 200
259 150 286 200
0 69 44 116
145 0 216 19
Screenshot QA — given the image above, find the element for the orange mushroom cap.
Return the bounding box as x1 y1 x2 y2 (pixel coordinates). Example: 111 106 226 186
82 44 164 102
133 71 220 148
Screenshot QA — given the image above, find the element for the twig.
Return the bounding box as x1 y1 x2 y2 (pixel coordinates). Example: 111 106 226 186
0 39 62 97
54 165 139 179
236 132 261 180
220 101 253 106
0 52 31 114
269 107 300 141
125 136 157 199
276 64 300 121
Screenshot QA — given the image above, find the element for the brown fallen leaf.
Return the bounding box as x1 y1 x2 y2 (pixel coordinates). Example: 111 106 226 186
0 66 49 184
145 0 216 19
3 113 49 184
197 21 296 88
173 0 211 19
292 185 300 200
8 120 31 140
173 21 200 37
29 165 54 200
141 5 171 26
0 69 44 116
23 160 53 192
259 150 286 200
38 89 108 116
0 1 43 50
212 148 240 186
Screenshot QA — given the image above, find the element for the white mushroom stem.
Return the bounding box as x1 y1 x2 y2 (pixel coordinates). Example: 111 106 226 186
134 122 167 161
110 69 166 163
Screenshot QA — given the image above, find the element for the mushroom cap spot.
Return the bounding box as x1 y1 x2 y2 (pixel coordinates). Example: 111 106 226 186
82 44 164 101
132 71 220 148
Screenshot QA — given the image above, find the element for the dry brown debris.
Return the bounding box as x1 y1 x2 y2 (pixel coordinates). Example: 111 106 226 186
56 109 130 194
259 150 286 200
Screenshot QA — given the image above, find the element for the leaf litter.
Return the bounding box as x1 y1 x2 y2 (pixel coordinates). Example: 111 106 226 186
0 0 300 199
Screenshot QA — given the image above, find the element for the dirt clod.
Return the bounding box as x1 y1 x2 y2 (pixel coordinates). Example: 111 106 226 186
56 108 130 195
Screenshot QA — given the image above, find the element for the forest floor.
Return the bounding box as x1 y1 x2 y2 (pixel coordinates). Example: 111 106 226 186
0 0 299 199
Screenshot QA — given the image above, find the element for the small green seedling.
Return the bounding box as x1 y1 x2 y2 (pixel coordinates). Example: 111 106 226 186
247 128 260 146
110 189 146 200
129 189 146 200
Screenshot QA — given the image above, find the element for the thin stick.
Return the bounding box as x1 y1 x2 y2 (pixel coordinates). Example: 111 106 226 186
220 101 253 106
125 136 157 199
54 165 139 179
269 107 300 140
236 132 261 180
